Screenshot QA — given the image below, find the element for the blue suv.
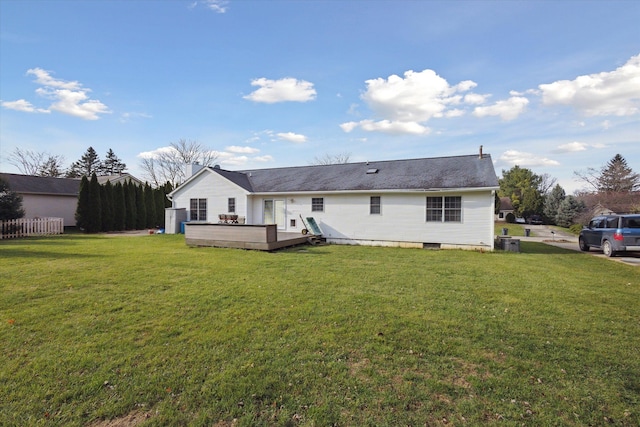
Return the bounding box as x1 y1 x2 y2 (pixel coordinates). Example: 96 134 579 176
579 214 640 257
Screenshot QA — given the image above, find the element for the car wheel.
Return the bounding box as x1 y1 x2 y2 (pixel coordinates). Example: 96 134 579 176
602 240 616 257
578 237 589 252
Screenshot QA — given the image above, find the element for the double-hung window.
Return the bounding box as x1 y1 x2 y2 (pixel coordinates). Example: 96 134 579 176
426 196 462 222
370 196 381 215
312 197 324 212
190 198 207 221
228 197 236 213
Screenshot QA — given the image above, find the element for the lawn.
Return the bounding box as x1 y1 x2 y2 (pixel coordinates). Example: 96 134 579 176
1 234 638 426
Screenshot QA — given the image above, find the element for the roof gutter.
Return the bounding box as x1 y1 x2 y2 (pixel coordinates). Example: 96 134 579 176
249 186 499 196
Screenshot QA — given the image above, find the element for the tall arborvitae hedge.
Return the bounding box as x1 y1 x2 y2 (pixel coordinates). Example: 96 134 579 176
154 187 166 228
113 182 125 231
75 178 172 233
144 183 155 228
124 181 136 230
86 173 102 233
135 184 146 230
101 181 115 232
75 176 90 231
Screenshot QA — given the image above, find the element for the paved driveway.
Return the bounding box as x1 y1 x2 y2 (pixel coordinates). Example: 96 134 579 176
519 225 640 266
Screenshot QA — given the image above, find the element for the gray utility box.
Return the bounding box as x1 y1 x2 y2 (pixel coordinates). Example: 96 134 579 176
501 237 520 252
496 236 520 252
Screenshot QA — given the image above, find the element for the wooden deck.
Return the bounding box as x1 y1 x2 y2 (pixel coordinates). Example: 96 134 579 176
184 223 312 251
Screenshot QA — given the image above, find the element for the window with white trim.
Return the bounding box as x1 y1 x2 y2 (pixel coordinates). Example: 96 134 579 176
426 196 461 222
312 197 324 212
190 198 207 221
228 197 236 213
370 196 381 215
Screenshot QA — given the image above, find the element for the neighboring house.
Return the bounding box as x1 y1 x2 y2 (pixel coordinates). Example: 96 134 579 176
97 173 144 187
0 172 145 227
167 152 500 250
0 173 80 226
496 197 514 222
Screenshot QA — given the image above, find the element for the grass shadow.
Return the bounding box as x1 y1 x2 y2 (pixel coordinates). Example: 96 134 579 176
519 241 579 255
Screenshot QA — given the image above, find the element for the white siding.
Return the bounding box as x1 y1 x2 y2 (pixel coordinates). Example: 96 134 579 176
170 169 495 249
251 191 495 249
171 172 249 222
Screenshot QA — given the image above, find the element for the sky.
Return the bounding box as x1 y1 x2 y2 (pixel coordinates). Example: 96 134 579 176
1 0 639 194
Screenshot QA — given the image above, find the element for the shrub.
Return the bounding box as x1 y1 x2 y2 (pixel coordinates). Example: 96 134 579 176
505 212 516 223
569 224 583 234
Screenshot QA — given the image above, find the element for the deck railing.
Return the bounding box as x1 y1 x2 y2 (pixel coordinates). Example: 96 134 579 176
0 217 64 239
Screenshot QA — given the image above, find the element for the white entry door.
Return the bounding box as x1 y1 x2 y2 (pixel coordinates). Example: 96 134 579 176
263 199 286 229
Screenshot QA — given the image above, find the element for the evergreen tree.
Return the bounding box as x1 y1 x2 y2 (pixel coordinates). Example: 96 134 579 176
101 149 127 175
75 176 90 231
113 182 126 231
67 147 101 178
598 154 640 192
543 184 566 225
86 173 102 233
124 181 137 230
144 183 155 228
154 187 166 228
101 181 115 231
555 196 586 227
135 184 146 229
0 178 25 220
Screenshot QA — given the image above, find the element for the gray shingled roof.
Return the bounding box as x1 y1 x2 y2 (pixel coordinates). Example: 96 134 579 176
209 154 498 193
0 173 80 196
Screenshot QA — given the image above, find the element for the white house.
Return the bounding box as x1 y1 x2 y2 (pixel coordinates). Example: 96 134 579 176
166 152 500 250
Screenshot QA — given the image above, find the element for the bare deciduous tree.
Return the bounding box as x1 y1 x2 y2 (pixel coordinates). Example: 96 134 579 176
139 139 219 187
311 152 351 165
538 173 557 195
8 148 66 177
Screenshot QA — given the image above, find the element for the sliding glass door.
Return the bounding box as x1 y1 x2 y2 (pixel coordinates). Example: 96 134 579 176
263 199 286 229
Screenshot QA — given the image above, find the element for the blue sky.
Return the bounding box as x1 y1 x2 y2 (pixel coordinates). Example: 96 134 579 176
1 0 638 193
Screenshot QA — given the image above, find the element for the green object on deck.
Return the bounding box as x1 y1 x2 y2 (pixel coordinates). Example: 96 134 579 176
305 217 322 235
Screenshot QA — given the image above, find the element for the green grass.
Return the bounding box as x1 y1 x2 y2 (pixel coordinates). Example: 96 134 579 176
1 234 639 426
496 222 528 237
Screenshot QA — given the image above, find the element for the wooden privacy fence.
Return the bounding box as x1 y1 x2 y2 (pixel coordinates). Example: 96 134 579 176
0 217 64 239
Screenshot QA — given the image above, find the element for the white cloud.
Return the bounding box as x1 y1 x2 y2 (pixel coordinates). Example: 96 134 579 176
340 119 430 135
226 145 260 154
360 69 479 123
445 109 465 118
36 87 111 120
1 99 49 114
243 77 316 103
473 96 529 120
276 132 307 143
554 141 588 153
499 150 560 167
27 68 81 90
137 146 176 159
120 112 152 123
253 155 274 162
344 69 511 135
553 141 607 153
339 122 359 133
190 0 229 13
464 93 488 105
538 53 640 116
1 68 111 120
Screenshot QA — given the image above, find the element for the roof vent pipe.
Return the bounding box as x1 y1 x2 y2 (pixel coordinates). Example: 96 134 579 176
479 145 483 159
